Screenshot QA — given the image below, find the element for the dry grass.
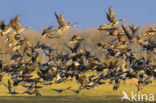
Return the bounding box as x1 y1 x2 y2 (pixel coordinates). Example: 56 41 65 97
0 73 156 97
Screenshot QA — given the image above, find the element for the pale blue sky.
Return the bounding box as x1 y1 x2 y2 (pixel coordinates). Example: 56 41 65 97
0 0 156 30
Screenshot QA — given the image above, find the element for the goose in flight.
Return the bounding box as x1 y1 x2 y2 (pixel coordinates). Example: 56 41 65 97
97 24 112 31
0 20 12 36
69 35 84 44
10 15 30 34
52 86 71 94
106 7 124 26
55 12 77 34
41 26 59 40
129 24 138 34
144 27 156 37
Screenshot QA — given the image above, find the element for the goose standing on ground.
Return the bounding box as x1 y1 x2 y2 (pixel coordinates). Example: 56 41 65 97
55 12 77 34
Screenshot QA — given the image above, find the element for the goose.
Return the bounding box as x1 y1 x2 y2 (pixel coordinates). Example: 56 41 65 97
55 12 77 34
117 33 126 43
78 74 88 89
69 35 84 44
129 24 138 34
0 20 12 36
52 86 71 94
70 89 81 94
144 27 156 37
41 26 59 40
97 24 112 31
97 42 112 51
8 37 24 52
106 7 124 26
97 23 119 36
65 42 81 53
122 24 140 42
121 25 133 41
10 15 30 34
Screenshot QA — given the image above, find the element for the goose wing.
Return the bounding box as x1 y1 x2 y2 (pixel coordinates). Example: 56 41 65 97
10 18 21 30
15 15 22 27
109 7 116 23
42 26 53 36
122 25 132 40
55 12 67 27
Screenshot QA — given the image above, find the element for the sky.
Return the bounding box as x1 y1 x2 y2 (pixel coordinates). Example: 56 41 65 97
0 0 156 30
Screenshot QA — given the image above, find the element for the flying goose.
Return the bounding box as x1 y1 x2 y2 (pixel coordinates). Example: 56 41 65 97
69 35 84 44
0 20 12 36
121 25 133 41
144 27 156 37
52 86 71 94
97 23 119 35
97 24 112 31
129 24 138 34
41 26 59 40
106 7 124 26
10 15 30 34
55 12 77 34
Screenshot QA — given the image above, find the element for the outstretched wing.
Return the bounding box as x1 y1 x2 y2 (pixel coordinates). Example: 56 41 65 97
10 17 21 30
109 7 116 22
122 25 132 40
55 12 67 27
15 15 22 27
42 26 53 36
60 13 67 26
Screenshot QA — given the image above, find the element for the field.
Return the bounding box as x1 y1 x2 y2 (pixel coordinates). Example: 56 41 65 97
0 26 156 103
0 73 156 102
0 80 155 103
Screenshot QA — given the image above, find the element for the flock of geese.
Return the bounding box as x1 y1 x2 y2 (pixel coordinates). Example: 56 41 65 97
0 7 156 96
